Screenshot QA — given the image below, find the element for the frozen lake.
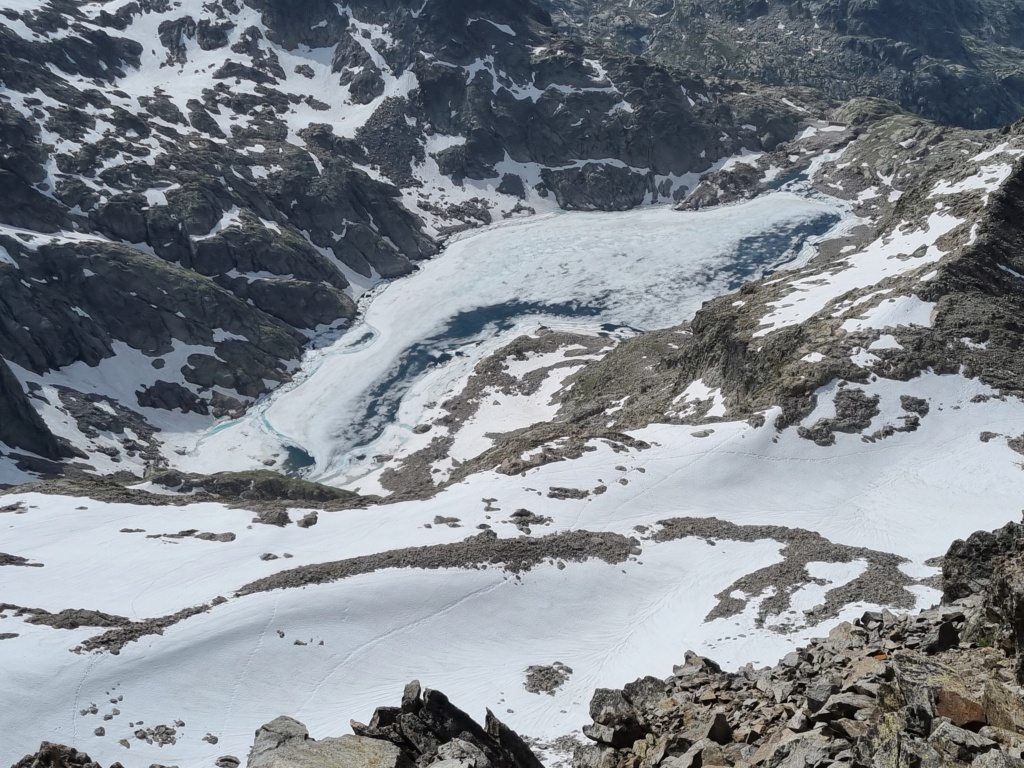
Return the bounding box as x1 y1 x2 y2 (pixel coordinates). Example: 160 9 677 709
175 190 849 483
10 177 1024 768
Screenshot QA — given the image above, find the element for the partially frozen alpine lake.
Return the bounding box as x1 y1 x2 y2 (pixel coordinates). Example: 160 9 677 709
10 186 1024 768
175 191 847 484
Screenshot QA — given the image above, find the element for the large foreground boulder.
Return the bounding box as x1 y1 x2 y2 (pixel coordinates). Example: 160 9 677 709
350 681 543 768
247 717 411 768
11 684 543 768
247 683 543 768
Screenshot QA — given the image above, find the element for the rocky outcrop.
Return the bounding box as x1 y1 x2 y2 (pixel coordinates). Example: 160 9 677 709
570 525 1024 768
945 522 1024 685
545 0 1024 129
239 683 544 768
0 357 63 460
11 743 104 768
148 469 366 504
235 529 640 596
348 681 543 768
13 683 542 768
247 717 412 768
943 523 1024 604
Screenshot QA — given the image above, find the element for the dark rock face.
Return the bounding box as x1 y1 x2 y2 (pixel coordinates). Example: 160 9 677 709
349 681 544 768
11 743 104 768
797 387 880 446
544 0 1024 129
945 522 1024 684
944 523 1024 603
0 358 63 459
0 0 815 477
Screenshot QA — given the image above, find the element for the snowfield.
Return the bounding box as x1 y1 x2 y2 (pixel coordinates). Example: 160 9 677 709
4 64 1024 768
172 190 848 485
5 364 1024 766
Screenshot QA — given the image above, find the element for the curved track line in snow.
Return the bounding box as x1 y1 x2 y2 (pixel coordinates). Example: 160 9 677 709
222 595 281 735
71 655 100 743
299 576 508 711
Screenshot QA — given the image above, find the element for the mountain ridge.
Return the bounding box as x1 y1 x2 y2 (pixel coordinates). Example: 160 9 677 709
0 0 822 480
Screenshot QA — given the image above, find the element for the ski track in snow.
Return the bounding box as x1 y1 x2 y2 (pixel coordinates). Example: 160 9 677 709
4 82 1024 765
223 595 280 740
6 366 1024 766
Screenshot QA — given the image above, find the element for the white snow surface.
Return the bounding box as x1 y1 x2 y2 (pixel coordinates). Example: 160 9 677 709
754 211 963 337
840 294 936 332
5 371 1024 767
175 192 846 482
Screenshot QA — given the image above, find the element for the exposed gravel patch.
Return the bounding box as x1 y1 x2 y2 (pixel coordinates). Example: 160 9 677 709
74 603 214 655
27 608 129 630
379 435 454 497
524 662 573 695
652 517 916 630
237 529 641 596
145 529 237 542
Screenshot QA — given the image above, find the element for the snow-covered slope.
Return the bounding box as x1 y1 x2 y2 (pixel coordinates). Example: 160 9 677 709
7 2 1024 766
0 0 822 479
7 106 1024 768
3 367 1023 766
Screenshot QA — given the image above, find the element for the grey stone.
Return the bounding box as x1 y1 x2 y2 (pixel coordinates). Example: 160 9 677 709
247 720 412 768
928 721 997 761
437 739 491 768
804 678 836 712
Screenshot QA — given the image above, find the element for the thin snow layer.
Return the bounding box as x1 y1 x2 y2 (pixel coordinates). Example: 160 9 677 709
176 193 848 480
840 294 936 333
8 341 224 475
755 211 963 337
672 379 727 417
930 163 1014 199
446 356 577 463
4 371 1024 767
